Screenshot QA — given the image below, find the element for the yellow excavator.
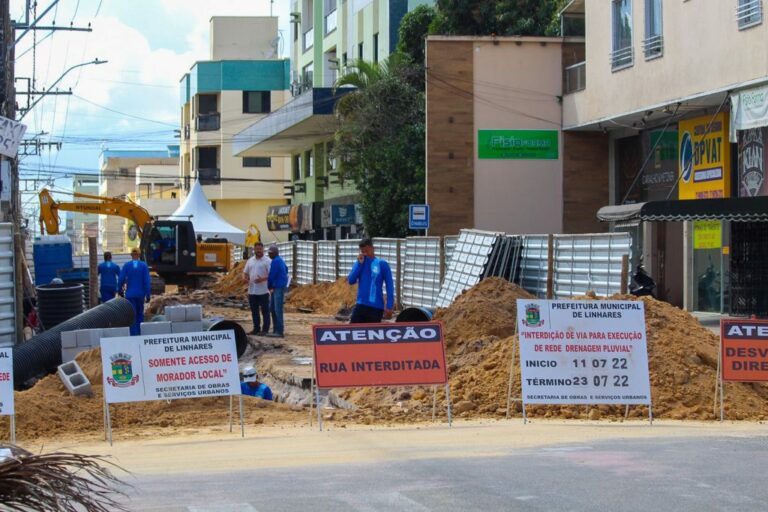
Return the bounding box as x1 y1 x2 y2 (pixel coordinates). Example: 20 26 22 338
39 189 233 286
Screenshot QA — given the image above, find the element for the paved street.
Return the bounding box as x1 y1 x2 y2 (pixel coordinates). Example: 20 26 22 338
81 421 768 512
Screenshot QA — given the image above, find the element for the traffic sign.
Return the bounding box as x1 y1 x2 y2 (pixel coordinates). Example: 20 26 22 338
409 204 429 230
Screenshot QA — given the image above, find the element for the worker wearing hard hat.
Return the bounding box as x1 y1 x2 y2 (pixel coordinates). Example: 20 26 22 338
240 366 273 400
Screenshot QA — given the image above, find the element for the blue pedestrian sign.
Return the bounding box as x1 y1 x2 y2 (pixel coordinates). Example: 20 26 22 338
409 204 430 230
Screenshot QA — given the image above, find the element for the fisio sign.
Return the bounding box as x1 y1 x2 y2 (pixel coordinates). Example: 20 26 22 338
312 323 448 388
678 112 732 200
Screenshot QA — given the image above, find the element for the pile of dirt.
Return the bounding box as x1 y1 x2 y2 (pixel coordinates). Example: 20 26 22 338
341 279 768 423
0 348 305 443
286 278 357 315
209 261 246 295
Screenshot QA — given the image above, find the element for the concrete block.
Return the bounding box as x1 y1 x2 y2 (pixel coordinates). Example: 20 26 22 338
57 361 92 396
171 321 204 334
141 321 172 335
102 327 131 338
184 304 203 322
76 329 102 348
165 306 187 323
61 347 84 363
60 331 77 349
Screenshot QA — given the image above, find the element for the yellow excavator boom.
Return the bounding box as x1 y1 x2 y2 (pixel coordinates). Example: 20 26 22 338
39 189 152 236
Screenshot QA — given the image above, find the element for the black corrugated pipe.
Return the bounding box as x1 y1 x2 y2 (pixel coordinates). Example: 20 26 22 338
36 282 85 329
202 319 248 358
14 297 135 388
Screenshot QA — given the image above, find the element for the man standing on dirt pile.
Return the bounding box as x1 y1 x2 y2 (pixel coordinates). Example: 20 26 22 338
98 251 121 302
240 366 273 400
243 242 271 335
119 248 151 335
267 244 288 338
348 238 394 323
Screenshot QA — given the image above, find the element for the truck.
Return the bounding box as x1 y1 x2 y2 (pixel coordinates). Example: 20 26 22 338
38 189 233 286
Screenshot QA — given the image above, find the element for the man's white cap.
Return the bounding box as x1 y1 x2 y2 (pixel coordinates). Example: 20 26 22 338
242 365 258 383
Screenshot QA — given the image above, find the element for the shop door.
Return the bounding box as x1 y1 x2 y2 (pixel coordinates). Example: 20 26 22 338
692 220 729 313
730 222 768 317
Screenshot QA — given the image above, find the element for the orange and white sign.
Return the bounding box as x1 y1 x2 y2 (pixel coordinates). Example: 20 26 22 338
0 348 12 415
721 319 768 382
312 323 447 388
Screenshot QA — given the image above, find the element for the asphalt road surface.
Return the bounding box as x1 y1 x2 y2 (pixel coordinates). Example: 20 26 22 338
97 421 768 512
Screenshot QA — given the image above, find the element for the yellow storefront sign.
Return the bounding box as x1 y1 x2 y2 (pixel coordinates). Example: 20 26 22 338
693 220 722 249
678 112 731 200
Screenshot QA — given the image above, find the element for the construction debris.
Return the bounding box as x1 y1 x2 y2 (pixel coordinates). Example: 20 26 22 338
286 278 357 315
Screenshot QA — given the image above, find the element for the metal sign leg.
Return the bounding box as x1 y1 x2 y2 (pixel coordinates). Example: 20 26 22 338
239 395 245 438
505 333 517 419
522 401 528 425
229 395 234 433
316 386 323 432
10 415 15 444
105 402 113 446
445 384 452 427
431 386 437 422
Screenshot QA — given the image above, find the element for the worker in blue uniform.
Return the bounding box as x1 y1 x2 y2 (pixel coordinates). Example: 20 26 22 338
97 251 121 302
347 238 394 323
119 248 152 335
240 366 273 400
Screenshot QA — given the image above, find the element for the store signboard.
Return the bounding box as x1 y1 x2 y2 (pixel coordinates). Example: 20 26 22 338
693 220 722 249
641 129 678 201
678 112 732 200
478 130 559 160
738 127 768 197
331 204 357 226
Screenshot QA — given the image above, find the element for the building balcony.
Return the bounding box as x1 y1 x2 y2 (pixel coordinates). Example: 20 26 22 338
197 168 221 185
195 113 220 132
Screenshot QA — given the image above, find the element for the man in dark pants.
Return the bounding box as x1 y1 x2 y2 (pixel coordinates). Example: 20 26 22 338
98 251 120 302
118 248 151 335
348 238 394 323
243 242 271 335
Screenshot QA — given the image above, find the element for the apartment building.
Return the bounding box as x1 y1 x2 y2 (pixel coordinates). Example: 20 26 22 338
178 17 292 242
98 146 179 253
560 0 768 313
234 1 433 240
69 174 99 255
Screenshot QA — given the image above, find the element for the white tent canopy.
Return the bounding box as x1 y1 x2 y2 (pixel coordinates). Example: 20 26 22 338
168 180 246 245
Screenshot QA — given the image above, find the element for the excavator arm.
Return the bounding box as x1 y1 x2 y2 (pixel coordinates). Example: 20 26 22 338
39 189 153 236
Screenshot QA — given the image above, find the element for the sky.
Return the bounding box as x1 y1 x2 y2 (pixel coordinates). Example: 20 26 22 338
11 0 291 223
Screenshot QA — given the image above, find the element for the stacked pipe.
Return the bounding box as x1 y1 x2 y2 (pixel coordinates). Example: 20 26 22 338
13 297 135 388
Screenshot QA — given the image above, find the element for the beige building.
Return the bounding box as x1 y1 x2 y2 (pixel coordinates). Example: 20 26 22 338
425 36 605 237
179 17 292 242
69 174 99 255
98 147 179 253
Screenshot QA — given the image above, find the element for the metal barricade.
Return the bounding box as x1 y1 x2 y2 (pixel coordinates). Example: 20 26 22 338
295 241 316 285
316 241 338 282
401 237 442 309
373 238 403 307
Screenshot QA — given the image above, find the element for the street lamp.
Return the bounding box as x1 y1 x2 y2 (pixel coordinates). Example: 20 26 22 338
18 58 108 120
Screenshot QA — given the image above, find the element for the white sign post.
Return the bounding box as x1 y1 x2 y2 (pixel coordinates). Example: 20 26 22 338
0 348 15 443
100 331 242 444
0 116 27 158
516 299 652 423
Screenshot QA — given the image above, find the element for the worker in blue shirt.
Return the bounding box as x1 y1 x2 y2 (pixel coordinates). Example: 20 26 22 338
240 366 273 400
267 244 289 338
347 238 394 323
119 248 152 335
97 252 121 302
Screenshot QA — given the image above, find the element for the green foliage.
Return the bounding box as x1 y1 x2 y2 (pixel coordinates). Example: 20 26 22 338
333 57 426 237
396 4 438 64
431 0 566 36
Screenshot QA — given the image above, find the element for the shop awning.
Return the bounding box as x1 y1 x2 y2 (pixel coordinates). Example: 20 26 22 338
597 197 768 222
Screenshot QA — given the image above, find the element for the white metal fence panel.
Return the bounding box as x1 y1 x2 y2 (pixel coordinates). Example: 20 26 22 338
276 241 295 282
373 238 402 305
401 237 442 309
553 233 632 298
0 224 15 346
338 240 358 280
519 235 549 298
443 235 459 267
316 241 338 282
24 238 33 284
435 230 500 308
295 241 316 285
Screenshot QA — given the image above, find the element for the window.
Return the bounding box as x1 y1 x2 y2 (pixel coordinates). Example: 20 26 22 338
243 157 272 168
643 0 663 59
305 150 314 178
324 0 337 34
243 91 271 114
358 42 364 60
611 0 633 70
198 94 217 114
373 33 379 63
342 52 348 69
293 154 301 181
737 0 763 29
197 146 218 169
302 0 314 51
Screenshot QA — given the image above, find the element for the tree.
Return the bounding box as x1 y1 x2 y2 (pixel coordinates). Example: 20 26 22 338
333 57 426 237
396 4 438 65
431 0 566 36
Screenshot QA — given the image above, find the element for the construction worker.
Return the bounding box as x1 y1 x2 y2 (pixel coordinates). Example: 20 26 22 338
240 366 273 400
267 244 288 338
348 238 394 323
97 251 121 302
119 248 151 336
